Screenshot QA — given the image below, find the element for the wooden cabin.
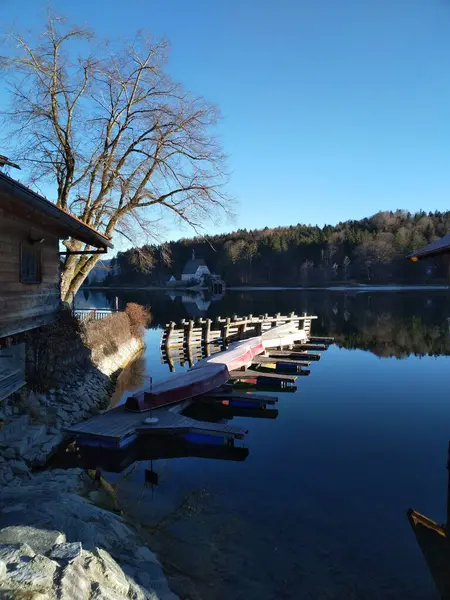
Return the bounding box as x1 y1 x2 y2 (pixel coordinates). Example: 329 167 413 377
0 172 113 400
408 234 450 261
408 234 450 279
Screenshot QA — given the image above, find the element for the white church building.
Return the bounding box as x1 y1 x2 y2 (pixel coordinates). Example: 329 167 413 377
181 250 211 283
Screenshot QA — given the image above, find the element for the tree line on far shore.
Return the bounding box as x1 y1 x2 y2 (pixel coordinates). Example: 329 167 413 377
103 209 450 287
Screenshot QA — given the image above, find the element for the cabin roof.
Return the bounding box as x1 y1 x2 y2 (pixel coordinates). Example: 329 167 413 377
0 172 113 249
182 258 207 275
407 234 450 261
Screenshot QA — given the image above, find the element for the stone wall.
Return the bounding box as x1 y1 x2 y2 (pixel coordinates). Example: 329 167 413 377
0 310 145 480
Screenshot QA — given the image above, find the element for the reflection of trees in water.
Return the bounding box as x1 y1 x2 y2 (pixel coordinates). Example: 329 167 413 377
91 289 450 358
313 294 450 358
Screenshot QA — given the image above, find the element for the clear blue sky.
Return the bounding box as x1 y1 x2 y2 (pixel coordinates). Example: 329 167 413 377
3 0 450 243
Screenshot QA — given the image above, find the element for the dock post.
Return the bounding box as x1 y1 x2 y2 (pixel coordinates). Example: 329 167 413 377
165 322 175 349
222 317 231 343
186 320 194 347
187 344 194 368
255 319 263 336
205 318 212 345
239 317 248 339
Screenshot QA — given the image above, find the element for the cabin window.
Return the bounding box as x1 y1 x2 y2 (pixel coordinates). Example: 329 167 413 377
20 243 42 284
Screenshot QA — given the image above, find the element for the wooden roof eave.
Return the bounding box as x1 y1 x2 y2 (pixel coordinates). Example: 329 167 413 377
0 172 113 250
407 234 450 262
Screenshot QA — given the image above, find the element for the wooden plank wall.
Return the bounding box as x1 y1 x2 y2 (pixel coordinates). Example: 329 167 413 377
0 210 61 339
0 343 25 401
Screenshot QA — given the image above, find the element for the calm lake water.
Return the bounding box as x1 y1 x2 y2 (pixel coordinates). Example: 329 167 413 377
76 288 450 600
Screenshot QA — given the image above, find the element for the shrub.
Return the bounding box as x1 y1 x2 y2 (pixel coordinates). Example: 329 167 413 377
124 303 150 337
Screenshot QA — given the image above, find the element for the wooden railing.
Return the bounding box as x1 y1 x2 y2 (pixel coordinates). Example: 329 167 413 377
74 308 115 322
161 312 318 349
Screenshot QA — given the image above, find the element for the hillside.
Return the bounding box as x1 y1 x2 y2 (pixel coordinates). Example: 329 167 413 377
104 210 450 287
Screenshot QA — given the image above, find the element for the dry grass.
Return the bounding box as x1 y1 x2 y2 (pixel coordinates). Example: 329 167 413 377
83 312 133 364
124 302 150 337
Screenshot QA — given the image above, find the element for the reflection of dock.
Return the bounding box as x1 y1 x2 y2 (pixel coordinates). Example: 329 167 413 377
54 436 249 474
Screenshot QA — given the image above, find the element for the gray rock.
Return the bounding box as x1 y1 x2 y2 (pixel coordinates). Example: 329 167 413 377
27 424 47 445
9 437 30 456
9 460 29 475
0 527 65 555
0 559 5 581
1 469 13 483
126 576 157 600
63 404 81 413
2 448 16 460
56 409 69 421
41 433 63 454
0 457 4 463
49 541 82 563
90 582 126 600
0 416 29 440
58 556 91 600
0 543 35 565
92 548 129 596
134 546 159 565
6 554 58 591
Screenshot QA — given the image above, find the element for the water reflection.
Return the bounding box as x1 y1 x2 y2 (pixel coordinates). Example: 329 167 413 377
78 288 450 358
56 435 249 475
70 289 450 598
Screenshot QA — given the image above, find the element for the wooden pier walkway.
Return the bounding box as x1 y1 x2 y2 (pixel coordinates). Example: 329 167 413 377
161 312 317 349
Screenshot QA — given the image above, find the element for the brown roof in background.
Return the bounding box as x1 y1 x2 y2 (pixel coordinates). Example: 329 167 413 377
407 235 450 261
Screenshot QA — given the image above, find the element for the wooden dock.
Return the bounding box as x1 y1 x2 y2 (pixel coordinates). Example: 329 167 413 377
228 368 298 382
65 405 248 448
161 312 317 349
66 318 333 450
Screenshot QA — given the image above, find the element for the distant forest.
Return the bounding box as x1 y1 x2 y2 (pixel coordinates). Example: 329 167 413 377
104 210 450 286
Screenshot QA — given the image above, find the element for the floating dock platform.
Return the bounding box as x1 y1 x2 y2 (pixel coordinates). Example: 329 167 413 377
65 405 248 449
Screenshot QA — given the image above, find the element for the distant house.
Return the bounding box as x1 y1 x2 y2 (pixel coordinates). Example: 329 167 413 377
0 171 112 400
181 250 211 283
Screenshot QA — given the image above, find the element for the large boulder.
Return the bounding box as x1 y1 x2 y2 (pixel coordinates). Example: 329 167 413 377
0 527 65 555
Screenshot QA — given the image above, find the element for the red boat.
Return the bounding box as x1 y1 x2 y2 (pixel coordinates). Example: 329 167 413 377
125 363 229 412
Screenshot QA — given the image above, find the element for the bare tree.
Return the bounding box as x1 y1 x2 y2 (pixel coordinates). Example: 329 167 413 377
1 15 231 302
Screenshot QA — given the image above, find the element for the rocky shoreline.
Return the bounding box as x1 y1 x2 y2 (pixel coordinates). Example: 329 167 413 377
0 366 114 484
0 469 177 599
0 335 179 599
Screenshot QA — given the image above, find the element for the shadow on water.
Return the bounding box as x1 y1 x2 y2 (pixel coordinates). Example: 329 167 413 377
72 288 450 599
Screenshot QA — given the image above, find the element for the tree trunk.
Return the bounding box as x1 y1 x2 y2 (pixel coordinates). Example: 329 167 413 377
60 244 103 305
